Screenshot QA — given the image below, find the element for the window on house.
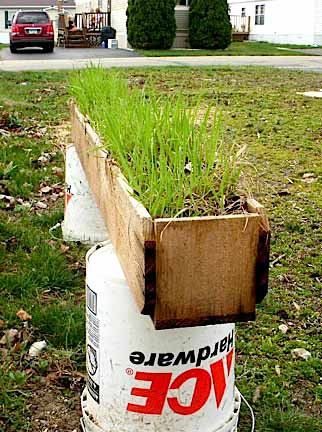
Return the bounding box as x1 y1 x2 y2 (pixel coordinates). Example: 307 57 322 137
241 8 246 17
176 0 191 6
255 5 265 25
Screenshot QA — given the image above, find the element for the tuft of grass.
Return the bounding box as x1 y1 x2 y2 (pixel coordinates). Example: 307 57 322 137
71 68 244 217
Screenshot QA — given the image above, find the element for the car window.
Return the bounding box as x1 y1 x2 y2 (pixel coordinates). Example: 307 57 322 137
16 12 49 24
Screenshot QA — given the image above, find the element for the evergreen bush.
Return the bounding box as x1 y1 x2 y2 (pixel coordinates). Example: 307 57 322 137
189 0 232 49
127 0 176 49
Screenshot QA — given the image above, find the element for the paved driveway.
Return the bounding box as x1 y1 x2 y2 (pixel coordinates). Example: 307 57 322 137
1 51 322 72
0 46 142 61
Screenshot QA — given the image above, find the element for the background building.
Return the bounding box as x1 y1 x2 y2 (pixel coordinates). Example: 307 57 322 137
75 0 321 49
228 0 322 45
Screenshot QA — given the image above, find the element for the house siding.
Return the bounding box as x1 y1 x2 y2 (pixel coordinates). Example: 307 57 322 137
110 0 128 48
76 0 110 12
314 0 322 45
77 0 192 49
173 5 189 48
228 0 316 45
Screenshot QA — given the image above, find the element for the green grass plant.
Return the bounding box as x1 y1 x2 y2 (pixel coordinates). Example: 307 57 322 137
138 41 319 57
71 68 243 217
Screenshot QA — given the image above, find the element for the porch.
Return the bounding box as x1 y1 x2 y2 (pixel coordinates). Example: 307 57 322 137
231 15 251 42
58 11 111 48
172 12 251 48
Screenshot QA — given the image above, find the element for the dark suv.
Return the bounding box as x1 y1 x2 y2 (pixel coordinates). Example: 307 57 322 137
10 11 54 53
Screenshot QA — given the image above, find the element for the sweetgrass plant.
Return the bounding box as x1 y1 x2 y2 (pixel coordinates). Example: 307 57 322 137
70 68 244 218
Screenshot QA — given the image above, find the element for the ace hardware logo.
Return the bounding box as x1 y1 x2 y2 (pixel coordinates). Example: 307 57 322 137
126 330 234 416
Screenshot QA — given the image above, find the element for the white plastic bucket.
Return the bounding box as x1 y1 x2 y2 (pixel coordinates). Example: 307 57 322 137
83 242 240 432
108 39 118 49
62 145 108 244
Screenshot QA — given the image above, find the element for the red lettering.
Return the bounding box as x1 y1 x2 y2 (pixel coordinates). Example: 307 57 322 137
127 371 172 414
210 359 226 408
167 368 211 415
226 349 234 376
64 192 73 211
127 354 231 415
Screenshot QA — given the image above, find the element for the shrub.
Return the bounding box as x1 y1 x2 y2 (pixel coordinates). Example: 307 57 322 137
127 0 176 49
189 0 232 49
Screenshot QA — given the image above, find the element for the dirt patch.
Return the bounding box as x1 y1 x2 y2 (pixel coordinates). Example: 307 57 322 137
30 386 82 432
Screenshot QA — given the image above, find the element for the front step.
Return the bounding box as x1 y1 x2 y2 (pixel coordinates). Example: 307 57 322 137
65 44 89 48
65 30 89 48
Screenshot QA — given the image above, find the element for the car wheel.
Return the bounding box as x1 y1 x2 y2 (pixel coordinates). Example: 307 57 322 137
10 44 17 53
43 45 54 53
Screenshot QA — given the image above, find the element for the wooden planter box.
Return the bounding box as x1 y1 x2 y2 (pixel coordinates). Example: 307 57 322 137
71 103 270 329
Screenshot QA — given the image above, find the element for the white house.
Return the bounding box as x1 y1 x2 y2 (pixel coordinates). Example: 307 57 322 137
228 0 322 45
75 0 321 49
76 0 191 49
0 0 76 43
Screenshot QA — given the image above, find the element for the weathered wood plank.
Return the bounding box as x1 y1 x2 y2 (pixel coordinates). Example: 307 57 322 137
71 103 154 312
247 198 271 303
154 214 261 329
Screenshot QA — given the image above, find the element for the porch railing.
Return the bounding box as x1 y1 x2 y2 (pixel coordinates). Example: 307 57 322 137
230 15 251 33
74 12 111 32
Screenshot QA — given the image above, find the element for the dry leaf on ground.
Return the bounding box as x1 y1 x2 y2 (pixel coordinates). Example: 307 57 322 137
16 309 32 321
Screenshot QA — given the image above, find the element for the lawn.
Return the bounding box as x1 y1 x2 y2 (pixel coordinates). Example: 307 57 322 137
139 41 318 57
0 68 321 432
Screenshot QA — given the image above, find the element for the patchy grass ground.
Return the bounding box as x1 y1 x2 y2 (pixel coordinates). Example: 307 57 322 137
138 41 319 57
0 72 87 432
0 68 321 432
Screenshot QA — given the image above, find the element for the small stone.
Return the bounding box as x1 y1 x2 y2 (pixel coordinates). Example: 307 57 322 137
292 348 311 360
279 324 288 334
1 195 15 204
40 186 52 194
38 155 49 165
28 340 47 358
302 173 315 179
36 201 47 209
50 193 59 202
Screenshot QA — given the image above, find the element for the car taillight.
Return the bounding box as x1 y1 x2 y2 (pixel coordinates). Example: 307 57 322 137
11 24 19 35
46 23 54 35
